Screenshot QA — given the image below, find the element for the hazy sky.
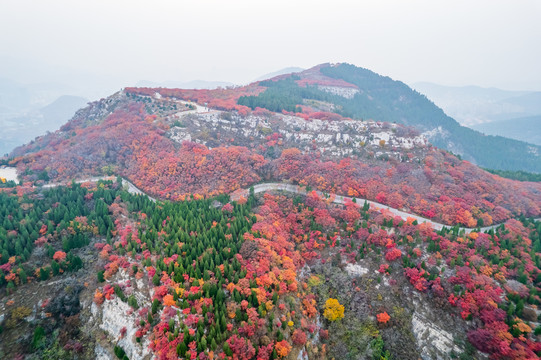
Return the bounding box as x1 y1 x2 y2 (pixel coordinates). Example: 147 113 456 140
1 0 540 99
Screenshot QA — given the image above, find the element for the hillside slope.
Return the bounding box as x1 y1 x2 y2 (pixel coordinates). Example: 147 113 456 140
10 86 541 227
1 177 541 360
3 69 541 360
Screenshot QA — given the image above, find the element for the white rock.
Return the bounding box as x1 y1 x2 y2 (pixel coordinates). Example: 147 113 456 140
345 263 369 277
95 343 113 360
99 297 152 360
0 167 18 182
411 312 462 360
318 86 359 99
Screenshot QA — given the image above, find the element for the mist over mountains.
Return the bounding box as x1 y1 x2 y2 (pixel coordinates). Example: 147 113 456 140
0 78 88 155
412 82 541 148
412 82 541 125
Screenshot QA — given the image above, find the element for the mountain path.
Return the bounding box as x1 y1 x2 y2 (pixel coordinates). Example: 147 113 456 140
243 183 533 234
34 175 541 234
41 176 156 202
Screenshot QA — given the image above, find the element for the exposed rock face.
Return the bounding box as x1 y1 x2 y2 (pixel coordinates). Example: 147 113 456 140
345 263 369 277
317 85 359 99
95 343 113 360
304 251 473 360
412 312 462 360
169 127 192 144
87 270 153 360
94 298 152 360
166 108 427 161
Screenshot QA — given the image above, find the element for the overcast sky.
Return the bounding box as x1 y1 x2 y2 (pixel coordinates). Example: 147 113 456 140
1 0 540 99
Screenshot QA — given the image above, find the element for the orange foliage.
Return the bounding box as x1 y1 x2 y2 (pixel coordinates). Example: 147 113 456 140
53 251 67 262
94 290 104 305
514 321 532 334
275 340 291 357
377 311 390 324
163 294 175 307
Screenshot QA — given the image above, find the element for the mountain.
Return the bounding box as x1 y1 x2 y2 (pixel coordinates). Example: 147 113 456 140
0 77 78 113
472 115 541 146
502 92 541 116
412 82 541 125
3 63 541 360
0 94 87 156
241 64 541 172
11 64 541 172
314 65 540 172
253 67 305 81
40 95 89 125
0 77 90 155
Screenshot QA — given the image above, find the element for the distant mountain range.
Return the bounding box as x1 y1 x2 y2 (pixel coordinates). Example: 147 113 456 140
471 115 541 146
0 77 77 112
412 82 541 126
252 67 305 82
134 67 306 89
0 92 87 156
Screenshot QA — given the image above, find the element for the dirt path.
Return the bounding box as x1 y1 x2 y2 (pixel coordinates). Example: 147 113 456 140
174 100 216 115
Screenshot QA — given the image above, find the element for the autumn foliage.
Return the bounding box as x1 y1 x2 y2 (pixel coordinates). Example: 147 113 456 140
5 66 541 360
12 86 541 228
323 298 344 321
1 174 538 360
274 340 291 357
52 251 67 262
162 294 175 307
14 103 265 200
376 312 390 324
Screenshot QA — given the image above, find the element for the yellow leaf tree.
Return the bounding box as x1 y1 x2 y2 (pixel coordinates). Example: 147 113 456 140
323 298 344 321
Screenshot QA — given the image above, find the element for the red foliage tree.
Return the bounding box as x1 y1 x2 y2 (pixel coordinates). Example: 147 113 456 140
292 329 307 345
53 251 67 262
